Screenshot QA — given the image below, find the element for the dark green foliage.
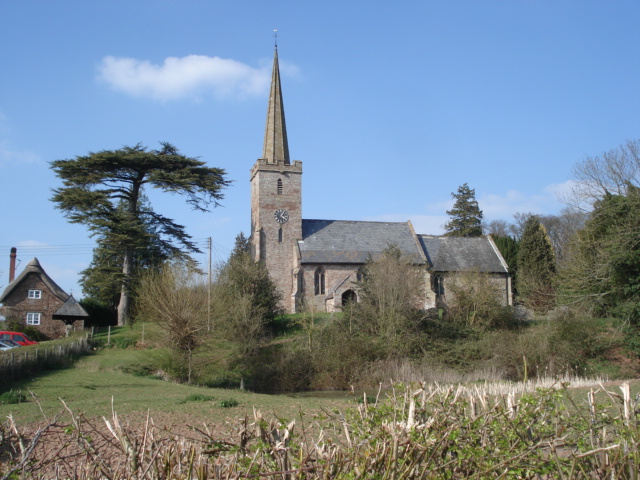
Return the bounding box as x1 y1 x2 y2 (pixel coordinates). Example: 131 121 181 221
179 394 215 404
218 398 239 408
80 197 176 310
445 183 483 237
213 233 282 356
561 186 640 351
0 390 27 405
517 216 556 311
51 143 230 325
79 298 116 327
492 235 519 275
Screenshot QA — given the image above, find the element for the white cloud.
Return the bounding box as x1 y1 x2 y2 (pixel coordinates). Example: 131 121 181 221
97 55 273 101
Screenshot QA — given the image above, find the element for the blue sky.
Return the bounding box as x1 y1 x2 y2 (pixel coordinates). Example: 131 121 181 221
1 1 639 297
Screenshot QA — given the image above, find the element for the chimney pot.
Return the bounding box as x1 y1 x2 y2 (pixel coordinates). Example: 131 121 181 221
9 247 17 283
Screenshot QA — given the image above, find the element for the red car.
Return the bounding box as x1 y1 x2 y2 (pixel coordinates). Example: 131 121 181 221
0 331 38 346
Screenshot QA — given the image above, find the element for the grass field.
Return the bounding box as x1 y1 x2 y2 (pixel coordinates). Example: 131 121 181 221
0 336 354 430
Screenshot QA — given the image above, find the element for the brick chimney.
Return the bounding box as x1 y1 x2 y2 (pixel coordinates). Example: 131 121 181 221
9 247 16 283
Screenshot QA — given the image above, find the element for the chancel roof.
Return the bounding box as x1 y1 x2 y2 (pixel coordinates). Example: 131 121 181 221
299 219 426 264
418 235 508 273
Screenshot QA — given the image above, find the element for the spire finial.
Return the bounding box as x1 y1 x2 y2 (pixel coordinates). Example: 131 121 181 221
274 29 278 48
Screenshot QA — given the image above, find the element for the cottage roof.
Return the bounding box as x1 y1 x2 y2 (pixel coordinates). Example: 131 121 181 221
53 295 89 319
299 219 426 264
0 258 69 303
418 235 508 273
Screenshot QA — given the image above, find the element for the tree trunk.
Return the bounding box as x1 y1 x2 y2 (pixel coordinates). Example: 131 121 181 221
117 246 133 326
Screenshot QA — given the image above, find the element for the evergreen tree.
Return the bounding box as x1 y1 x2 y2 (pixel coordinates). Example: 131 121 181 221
560 185 640 321
492 234 520 293
213 233 282 356
80 197 175 310
445 183 483 237
517 216 556 311
51 143 229 325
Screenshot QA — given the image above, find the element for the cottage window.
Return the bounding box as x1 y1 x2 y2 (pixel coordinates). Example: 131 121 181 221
314 267 325 296
277 178 283 195
28 289 42 299
26 312 41 325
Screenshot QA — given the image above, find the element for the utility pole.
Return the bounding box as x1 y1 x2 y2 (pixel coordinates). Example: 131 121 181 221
208 237 212 331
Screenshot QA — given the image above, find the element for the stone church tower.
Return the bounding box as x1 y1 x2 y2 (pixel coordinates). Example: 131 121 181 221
250 47 302 312
249 48 513 314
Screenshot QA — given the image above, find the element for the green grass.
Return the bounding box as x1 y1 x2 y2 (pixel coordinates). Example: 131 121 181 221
0 344 352 426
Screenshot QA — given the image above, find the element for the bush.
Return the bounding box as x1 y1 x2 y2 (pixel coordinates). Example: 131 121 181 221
0 390 27 405
218 398 239 408
445 271 517 330
5 319 47 341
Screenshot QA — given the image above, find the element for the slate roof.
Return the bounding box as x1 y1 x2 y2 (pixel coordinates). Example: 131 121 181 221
418 235 508 273
0 258 69 303
299 219 426 264
53 295 89 319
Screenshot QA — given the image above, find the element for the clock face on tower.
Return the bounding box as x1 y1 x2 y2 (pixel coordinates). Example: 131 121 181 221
274 209 289 224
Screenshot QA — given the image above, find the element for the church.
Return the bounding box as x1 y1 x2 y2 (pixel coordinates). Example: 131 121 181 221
249 48 512 314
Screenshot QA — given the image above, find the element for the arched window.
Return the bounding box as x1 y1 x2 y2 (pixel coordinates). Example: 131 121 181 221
314 267 325 296
277 178 283 195
434 274 445 296
278 227 283 243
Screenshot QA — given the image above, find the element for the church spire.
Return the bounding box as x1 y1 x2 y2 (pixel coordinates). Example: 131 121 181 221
262 47 290 164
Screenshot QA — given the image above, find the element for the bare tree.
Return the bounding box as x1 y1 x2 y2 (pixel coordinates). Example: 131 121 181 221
353 245 426 353
483 219 510 237
568 139 640 205
446 270 512 329
136 261 208 383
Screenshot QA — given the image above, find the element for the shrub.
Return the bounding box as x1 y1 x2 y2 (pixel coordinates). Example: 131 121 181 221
218 398 239 408
0 390 27 405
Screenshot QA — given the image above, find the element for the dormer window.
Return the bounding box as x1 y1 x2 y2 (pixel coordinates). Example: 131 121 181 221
277 178 283 195
28 290 42 299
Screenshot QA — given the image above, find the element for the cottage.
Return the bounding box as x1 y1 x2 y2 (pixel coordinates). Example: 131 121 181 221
0 249 87 338
249 48 512 313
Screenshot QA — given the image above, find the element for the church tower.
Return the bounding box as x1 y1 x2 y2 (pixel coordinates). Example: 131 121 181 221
250 47 302 312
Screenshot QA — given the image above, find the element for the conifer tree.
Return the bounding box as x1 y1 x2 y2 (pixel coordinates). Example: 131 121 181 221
212 233 282 356
445 183 483 237
560 186 640 321
492 234 520 292
51 142 229 326
517 216 556 311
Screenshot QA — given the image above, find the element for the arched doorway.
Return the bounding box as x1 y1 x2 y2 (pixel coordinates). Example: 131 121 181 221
341 289 357 306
